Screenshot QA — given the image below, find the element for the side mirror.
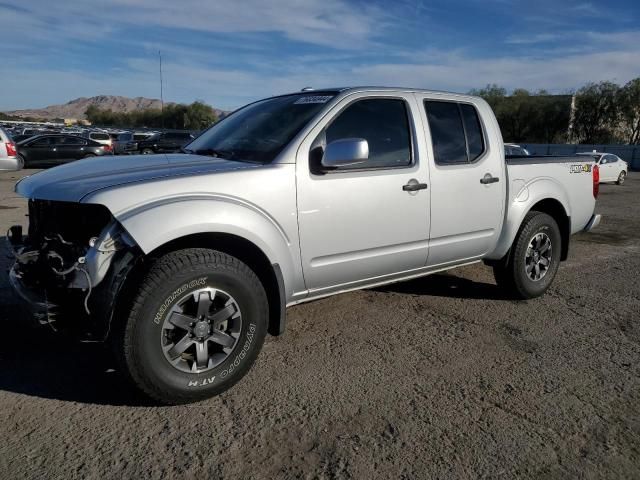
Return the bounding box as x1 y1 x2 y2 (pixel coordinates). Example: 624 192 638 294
321 138 369 168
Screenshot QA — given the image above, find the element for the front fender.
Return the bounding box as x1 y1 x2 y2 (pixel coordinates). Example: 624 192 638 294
98 194 300 299
487 177 571 261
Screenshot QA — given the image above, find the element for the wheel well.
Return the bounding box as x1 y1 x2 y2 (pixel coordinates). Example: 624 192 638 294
150 233 284 336
529 199 570 261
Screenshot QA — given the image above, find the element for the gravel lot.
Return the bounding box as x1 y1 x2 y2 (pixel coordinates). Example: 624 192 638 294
0 168 639 479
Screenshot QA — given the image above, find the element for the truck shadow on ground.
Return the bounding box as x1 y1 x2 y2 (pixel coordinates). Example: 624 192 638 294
375 272 512 300
0 304 150 406
0 236 149 406
0 241 504 406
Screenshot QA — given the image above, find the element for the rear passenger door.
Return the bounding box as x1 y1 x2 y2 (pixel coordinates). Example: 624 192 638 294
417 96 506 267
57 135 86 161
600 155 617 181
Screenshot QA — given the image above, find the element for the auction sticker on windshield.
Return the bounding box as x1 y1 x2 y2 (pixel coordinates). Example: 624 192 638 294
294 96 333 104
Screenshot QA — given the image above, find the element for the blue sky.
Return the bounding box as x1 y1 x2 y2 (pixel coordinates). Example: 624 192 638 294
1 0 639 111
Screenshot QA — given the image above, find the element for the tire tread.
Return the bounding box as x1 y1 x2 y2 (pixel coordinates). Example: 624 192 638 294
116 248 267 404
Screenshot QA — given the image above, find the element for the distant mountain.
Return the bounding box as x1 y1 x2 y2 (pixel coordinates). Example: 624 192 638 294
4 95 227 120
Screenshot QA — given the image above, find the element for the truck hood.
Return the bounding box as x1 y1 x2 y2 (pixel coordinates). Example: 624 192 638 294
15 153 260 202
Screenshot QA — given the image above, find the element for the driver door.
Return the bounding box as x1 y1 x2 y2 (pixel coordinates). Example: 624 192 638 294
296 93 431 294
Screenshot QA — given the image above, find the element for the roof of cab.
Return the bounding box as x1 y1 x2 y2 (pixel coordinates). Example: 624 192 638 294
290 86 478 98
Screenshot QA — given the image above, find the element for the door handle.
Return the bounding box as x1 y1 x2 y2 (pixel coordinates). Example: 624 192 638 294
480 173 499 184
403 179 428 192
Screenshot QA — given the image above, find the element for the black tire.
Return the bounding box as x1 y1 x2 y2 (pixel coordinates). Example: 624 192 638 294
115 248 268 404
493 211 561 299
16 154 25 170
617 171 626 185
84 153 96 158
141 148 154 155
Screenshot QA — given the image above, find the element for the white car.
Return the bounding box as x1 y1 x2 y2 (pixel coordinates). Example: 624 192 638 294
86 131 113 148
0 127 22 170
577 152 628 185
504 143 530 156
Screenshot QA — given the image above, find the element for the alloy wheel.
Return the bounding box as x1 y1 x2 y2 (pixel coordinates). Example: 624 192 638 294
525 232 552 281
161 287 242 373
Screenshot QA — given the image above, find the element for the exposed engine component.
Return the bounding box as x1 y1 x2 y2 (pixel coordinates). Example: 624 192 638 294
9 200 140 333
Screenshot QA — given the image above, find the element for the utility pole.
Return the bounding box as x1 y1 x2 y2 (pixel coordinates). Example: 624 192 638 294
159 50 164 129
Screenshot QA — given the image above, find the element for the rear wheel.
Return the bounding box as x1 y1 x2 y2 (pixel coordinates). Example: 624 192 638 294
141 148 154 155
115 248 268 404
617 171 626 185
83 153 96 159
493 211 561 299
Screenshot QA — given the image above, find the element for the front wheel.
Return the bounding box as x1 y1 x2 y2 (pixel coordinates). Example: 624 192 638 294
16 154 25 170
141 148 154 155
493 211 561 299
115 248 268 404
617 171 626 185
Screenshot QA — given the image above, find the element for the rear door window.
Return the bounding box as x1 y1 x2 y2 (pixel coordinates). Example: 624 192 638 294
460 104 485 161
61 136 85 145
424 101 467 164
424 101 486 165
32 137 53 146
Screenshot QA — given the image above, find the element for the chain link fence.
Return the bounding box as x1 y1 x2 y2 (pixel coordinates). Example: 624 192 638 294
520 144 640 170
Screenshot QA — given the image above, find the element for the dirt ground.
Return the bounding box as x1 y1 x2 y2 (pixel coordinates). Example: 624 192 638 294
0 168 638 479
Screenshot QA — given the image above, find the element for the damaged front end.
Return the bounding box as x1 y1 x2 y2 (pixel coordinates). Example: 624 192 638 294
8 199 142 340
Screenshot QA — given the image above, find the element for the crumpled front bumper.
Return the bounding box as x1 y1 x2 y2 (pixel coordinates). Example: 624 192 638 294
8 264 56 325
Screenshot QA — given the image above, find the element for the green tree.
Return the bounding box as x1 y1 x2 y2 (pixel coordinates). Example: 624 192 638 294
84 101 219 130
619 78 640 144
184 101 218 130
469 86 571 143
572 81 621 143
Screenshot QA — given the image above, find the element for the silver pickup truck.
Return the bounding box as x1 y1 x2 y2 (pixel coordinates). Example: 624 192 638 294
8 87 601 404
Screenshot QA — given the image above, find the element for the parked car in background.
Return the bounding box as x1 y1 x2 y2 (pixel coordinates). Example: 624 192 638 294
577 152 627 185
16 134 113 167
113 132 137 155
86 131 113 148
136 131 195 154
505 143 530 156
133 132 155 142
0 127 22 170
61 128 86 135
11 134 37 144
21 128 44 136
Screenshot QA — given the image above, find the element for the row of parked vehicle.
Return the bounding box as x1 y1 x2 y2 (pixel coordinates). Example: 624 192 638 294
0 127 629 184
0 126 196 170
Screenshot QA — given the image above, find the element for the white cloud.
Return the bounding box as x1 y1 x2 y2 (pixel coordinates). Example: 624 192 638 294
2 0 388 49
5 40 639 111
1 1 639 110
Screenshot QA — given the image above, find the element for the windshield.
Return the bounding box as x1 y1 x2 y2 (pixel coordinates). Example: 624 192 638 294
184 93 337 163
